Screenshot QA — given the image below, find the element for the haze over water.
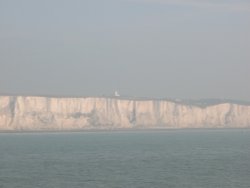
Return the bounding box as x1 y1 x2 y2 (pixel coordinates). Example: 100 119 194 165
0 129 249 188
1 0 250 100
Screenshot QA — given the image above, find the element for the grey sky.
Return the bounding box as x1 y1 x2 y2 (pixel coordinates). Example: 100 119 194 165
1 0 250 100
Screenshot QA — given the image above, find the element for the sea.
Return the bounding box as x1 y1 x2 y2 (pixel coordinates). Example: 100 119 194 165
0 129 249 188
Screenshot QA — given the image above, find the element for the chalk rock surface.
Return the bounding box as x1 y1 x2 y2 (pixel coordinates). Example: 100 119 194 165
0 96 250 130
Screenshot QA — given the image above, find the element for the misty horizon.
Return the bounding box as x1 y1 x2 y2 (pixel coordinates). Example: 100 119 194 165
1 0 249 100
1 92 250 106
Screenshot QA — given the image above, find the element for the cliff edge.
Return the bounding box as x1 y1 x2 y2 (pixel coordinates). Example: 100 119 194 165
0 96 250 130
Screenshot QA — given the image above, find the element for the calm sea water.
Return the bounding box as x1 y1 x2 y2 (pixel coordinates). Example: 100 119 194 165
0 129 250 188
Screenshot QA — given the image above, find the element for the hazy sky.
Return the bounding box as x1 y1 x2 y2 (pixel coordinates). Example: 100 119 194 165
1 0 250 100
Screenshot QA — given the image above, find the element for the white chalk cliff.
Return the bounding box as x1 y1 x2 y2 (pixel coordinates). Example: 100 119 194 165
0 96 250 130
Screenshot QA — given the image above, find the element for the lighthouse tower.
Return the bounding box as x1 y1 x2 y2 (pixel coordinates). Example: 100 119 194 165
114 91 120 97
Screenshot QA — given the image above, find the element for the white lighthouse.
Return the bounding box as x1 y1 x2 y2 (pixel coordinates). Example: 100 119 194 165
114 91 120 97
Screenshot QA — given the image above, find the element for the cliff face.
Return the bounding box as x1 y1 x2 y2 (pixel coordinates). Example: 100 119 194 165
0 96 250 130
